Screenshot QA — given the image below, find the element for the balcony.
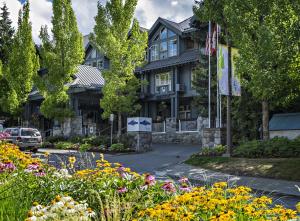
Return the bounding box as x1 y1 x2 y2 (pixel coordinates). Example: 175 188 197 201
156 85 172 95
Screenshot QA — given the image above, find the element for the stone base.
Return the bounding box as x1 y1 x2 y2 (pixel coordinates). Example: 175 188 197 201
152 132 202 145
202 128 226 147
128 132 152 152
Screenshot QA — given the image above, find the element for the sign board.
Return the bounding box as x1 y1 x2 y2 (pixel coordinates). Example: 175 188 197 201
127 117 152 132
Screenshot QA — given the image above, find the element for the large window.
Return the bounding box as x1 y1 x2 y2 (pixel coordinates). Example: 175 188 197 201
160 41 168 59
168 39 177 57
150 26 177 62
155 72 172 93
160 28 167 40
150 44 159 61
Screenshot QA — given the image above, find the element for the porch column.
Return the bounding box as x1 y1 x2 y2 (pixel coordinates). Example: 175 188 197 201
174 66 179 119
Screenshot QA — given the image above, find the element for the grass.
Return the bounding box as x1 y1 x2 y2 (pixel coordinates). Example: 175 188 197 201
185 155 300 181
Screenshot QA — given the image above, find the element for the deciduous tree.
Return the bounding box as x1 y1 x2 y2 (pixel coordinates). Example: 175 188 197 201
93 0 148 137
36 0 84 121
3 2 39 114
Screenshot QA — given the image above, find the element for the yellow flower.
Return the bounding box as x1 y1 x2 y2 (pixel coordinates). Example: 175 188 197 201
44 152 50 157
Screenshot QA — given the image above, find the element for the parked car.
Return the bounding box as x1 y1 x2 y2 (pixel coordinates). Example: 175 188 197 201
3 127 42 152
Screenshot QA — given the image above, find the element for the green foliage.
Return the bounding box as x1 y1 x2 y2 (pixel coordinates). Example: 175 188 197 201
0 3 14 65
110 143 125 151
233 137 300 158
199 145 227 156
54 141 74 150
93 0 148 134
1 2 39 114
36 0 84 121
79 143 92 152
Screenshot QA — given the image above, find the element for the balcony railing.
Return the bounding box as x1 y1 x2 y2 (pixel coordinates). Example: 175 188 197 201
156 85 171 95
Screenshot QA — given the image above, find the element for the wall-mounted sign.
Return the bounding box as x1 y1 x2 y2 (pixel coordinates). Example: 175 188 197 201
127 117 152 132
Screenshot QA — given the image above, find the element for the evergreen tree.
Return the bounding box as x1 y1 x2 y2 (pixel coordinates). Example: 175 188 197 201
2 2 39 114
0 3 14 64
0 3 14 114
36 0 84 120
93 0 148 137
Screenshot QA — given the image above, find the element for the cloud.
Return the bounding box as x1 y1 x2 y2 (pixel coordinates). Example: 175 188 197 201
1 0 195 43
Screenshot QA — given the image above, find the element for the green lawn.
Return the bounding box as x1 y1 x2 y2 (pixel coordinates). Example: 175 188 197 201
185 156 300 181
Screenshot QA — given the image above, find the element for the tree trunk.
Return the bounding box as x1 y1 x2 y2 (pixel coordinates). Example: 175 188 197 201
117 112 122 139
262 100 269 140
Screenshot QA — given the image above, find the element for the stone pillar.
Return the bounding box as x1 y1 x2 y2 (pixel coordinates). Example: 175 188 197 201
128 132 152 152
165 117 177 133
202 128 226 147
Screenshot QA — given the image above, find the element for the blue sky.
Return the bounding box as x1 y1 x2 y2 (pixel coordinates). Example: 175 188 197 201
3 0 195 43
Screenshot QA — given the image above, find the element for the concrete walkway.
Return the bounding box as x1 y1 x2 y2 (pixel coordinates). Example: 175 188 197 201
157 163 300 197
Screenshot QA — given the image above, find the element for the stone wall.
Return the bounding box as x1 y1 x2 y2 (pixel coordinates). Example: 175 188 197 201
202 128 226 147
128 132 152 152
152 132 202 145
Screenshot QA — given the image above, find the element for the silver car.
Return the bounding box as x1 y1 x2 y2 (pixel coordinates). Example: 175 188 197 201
3 127 42 152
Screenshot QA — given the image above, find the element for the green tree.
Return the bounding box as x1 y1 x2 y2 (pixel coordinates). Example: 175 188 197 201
225 0 300 140
0 3 14 114
93 0 148 137
194 0 300 142
2 2 39 114
36 0 84 121
0 3 14 64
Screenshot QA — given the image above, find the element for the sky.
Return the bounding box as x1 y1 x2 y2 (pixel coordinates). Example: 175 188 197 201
0 0 195 43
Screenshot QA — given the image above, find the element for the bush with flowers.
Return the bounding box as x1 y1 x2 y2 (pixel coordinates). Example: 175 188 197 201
0 143 299 221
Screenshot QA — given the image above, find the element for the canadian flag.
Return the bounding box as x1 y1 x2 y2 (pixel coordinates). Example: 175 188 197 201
205 23 218 56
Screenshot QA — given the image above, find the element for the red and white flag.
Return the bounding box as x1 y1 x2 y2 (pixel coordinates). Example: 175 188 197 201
205 23 218 56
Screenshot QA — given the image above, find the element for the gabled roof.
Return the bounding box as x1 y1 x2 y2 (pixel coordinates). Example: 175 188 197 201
29 65 104 101
148 16 197 39
269 113 300 131
138 49 200 72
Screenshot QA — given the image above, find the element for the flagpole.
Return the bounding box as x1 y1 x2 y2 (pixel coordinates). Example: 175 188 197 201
216 24 220 128
208 21 211 128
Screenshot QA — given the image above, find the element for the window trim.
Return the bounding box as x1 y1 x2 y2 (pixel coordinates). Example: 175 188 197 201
155 72 172 93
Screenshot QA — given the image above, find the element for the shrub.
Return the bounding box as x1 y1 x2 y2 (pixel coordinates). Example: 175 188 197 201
79 143 92 152
110 143 125 151
199 145 226 156
54 141 75 150
233 137 300 158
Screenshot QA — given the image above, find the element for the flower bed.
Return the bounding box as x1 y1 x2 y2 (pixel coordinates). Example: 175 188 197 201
0 143 299 221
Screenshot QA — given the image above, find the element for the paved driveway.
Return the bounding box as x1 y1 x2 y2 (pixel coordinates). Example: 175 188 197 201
42 144 200 174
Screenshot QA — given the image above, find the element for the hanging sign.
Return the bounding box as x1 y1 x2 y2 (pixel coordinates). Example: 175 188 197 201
218 44 229 95
231 48 241 96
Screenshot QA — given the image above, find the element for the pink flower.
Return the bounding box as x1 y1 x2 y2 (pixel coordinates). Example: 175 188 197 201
27 163 40 171
162 182 176 192
0 162 16 172
145 174 156 186
117 166 126 172
117 187 127 194
178 177 189 183
179 186 192 192
34 169 46 177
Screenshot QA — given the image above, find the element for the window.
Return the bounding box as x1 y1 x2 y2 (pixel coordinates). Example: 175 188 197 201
91 49 97 59
186 38 194 49
179 105 191 120
150 44 159 61
160 41 168 59
155 72 171 93
168 29 176 37
160 27 167 40
168 39 177 57
98 60 104 69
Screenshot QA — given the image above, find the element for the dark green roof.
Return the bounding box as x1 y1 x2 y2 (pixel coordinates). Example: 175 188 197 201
269 113 300 131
